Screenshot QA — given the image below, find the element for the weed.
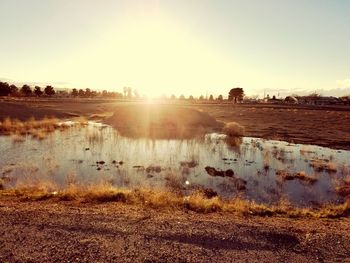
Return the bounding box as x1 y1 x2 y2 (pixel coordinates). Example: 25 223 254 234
310 159 337 173
222 122 245 137
276 170 318 184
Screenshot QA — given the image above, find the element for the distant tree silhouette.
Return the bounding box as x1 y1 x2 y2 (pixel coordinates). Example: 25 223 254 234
9 84 18 95
34 86 43 97
78 89 85 97
0 82 11 96
199 95 204 100
308 92 321 98
20 84 32 96
209 94 214 101
44 85 55 96
170 94 176 100
179 94 185 100
217 94 223 101
71 88 78 97
85 88 92 97
189 95 194 100
228 87 244 103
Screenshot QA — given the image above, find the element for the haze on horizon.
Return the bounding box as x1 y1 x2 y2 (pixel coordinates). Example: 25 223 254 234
0 0 350 98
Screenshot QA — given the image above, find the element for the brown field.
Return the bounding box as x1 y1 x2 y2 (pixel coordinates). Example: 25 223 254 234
1 98 350 262
1 97 350 149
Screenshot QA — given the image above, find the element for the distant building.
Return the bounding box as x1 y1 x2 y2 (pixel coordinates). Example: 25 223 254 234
297 96 342 105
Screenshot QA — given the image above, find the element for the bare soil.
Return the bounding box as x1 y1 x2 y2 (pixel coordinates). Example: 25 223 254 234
196 104 350 150
0 199 349 262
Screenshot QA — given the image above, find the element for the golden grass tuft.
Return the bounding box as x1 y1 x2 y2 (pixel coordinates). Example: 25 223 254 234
336 178 350 197
184 192 222 213
0 117 66 140
222 122 245 137
276 170 318 184
310 159 337 173
1 185 349 218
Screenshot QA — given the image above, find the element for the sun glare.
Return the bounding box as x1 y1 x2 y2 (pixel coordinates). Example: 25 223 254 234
62 14 236 98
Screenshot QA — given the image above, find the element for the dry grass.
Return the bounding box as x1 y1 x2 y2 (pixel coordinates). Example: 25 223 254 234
1 185 349 218
0 117 67 140
310 159 337 173
276 170 318 184
336 178 350 197
222 122 245 137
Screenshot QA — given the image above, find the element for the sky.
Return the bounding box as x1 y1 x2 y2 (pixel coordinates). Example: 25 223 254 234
0 0 350 98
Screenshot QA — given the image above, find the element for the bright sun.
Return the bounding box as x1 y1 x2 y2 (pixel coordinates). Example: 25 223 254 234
62 13 236 98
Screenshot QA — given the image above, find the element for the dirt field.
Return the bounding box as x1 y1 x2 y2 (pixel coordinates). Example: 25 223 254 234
0 199 349 262
1 98 350 150
196 104 350 150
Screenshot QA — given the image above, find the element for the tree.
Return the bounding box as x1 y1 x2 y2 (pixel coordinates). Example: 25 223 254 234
85 88 92 97
0 82 11 96
78 89 85 97
209 94 214 101
217 95 223 101
71 88 78 97
199 95 204 100
44 85 55 96
188 95 194 101
228 87 244 103
20 84 32 96
308 92 321 98
179 94 185 100
170 94 176 100
34 86 43 97
9 84 18 95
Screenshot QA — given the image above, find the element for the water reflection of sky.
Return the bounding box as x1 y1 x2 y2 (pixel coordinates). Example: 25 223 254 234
0 122 349 207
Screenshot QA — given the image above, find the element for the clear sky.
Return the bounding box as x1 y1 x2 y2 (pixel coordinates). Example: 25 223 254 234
0 0 350 98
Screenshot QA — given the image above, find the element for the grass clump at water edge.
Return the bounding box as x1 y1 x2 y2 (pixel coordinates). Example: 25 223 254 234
0 185 349 218
0 117 69 140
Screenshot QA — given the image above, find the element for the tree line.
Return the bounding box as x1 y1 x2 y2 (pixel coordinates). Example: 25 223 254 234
0 81 245 103
0 82 56 97
0 82 123 98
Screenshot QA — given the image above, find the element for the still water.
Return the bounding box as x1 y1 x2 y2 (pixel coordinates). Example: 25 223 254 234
1 122 349 207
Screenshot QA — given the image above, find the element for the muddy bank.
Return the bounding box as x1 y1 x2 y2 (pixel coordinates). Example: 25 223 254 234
106 104 223 139
0 199 349 262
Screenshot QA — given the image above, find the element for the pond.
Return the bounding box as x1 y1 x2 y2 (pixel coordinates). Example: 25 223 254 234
0 121 349 207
